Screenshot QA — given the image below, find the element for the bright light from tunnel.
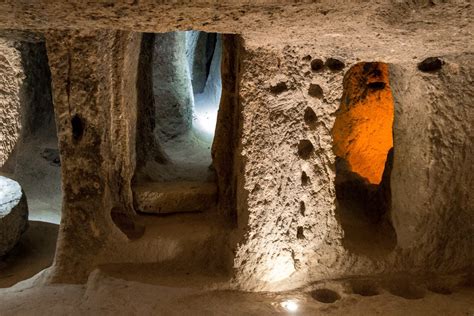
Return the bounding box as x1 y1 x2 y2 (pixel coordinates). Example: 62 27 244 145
186 32 222 143
280 299 299 312
193 105 218 138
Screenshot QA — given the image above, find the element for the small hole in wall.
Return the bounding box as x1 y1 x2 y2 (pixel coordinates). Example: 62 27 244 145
304 107 317 127
325 57 345 71
417 57 443 72
297 139 314 159
269 81 288 94
367 81 386 90
71 114 84 141
308 83 323 98
296 226 305 239
301 171 310 186
299 201 305 216
310 58 324 71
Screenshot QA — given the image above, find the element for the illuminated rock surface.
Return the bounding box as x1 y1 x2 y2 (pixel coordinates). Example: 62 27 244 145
0 40 22 169
333 62 394 185
0 1 472 314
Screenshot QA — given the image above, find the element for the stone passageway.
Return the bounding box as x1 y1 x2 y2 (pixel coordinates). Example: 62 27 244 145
0 1 472 315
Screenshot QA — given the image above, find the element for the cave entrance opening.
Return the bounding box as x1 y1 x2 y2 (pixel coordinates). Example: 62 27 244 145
0 37 60 287
0 39 61 224
134 31 223 215
332 62 397 257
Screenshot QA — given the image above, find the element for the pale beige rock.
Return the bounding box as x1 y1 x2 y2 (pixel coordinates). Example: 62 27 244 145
134 181 217 214
0 0 472 299
0 39 23 168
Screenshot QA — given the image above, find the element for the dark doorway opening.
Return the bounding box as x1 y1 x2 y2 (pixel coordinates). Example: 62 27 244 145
332 62 397 257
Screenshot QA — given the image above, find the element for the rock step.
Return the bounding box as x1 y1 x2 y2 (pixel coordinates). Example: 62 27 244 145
114 212 230 272
133 181 217 214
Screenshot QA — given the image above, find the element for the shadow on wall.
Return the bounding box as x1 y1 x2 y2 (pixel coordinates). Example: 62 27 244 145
332 62 397 258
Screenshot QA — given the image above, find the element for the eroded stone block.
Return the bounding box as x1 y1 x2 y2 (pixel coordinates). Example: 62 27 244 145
134 181 217 214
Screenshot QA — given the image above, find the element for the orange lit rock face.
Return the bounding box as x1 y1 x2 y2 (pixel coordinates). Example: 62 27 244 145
333 62 394 185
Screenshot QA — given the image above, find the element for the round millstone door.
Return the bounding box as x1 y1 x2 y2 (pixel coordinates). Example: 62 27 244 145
0 175 29 256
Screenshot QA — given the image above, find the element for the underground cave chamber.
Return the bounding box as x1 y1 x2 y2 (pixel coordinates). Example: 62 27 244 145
332 62 397 257
1 2 473 310
133 31 224 215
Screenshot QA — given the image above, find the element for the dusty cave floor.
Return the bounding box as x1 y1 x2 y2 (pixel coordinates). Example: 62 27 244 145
15 137 62 224
0 211 473 315
0 267 473 315
139 128 214 183
0 221 58 289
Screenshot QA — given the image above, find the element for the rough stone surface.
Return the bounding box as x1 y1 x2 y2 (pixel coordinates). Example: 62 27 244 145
0 176 28 256
186 31 217 94
153 32 194 142
44 30 141 282
0 0 471 295
390 55 474 270
3 39 61 224
134 181 217 214
0 39 23 169
231 45 472 291
135 33 164 167
332 62 394 185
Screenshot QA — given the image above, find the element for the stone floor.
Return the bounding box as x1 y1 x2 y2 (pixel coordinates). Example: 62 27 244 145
0 268 472 315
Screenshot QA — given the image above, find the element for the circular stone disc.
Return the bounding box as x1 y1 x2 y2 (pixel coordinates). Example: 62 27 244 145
0 175 28 256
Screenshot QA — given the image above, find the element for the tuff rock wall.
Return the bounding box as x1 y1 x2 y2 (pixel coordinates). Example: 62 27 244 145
0 0 471 291
232 47 473 291
0 39 23 169
44 30 142 282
